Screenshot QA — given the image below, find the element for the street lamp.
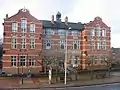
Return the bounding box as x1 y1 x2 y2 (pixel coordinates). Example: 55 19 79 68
18 54 19 74
64 27 71 85
21 53 24 84
19 49 27 84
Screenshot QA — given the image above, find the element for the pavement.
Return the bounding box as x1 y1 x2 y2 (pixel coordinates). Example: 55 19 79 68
0 72 120 89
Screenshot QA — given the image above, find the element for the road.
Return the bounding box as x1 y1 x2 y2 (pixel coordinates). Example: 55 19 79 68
39 83 120 90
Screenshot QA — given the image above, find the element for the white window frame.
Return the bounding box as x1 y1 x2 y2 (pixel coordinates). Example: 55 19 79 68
21 19 27 33
102 39 106 50
30 23 35 33
11 56 17 66
29 37 35 49
96 24 101 36
29 56 35 66
71 30 79 36
97 39 101 49
20 55 26 66
90 28 94 36
20 38 26 49
12 22 18 32
73 40 80 49
102 29 106 37
11 36 17 49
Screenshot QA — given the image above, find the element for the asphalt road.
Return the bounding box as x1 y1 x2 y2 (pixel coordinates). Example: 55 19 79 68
39 83 120 90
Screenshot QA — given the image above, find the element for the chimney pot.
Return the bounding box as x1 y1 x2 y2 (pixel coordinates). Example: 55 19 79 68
65 16 68 25
6 14 8 19
51 15 54 24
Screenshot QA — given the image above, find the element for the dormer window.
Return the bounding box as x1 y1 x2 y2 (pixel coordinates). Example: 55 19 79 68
58 29 66 36
71 31 79 36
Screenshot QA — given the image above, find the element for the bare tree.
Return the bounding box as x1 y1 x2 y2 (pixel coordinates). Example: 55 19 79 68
39 49 65 73
87 55 96 79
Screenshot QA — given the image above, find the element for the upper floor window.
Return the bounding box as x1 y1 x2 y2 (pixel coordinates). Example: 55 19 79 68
11 37 17 49
44 40 52 49
58 29 66 36
30 23 35 33
21 19 27 33
97 39 101 49
12 22 18 32
29 37 35 49
44 29 54 35
71 31 79 36
102 29 106 37
90 39 95 50
11 56 17 66
96 24 101 36
59 40 65 49
20 38 26 49
72 40 80 49
90 28 94 36
101 39 106 50
20 56 26 66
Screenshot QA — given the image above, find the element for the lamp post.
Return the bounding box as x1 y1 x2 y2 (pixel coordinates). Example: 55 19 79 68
64 27 71 85
18 54 19 74
20 49 27 84
21 53 24 84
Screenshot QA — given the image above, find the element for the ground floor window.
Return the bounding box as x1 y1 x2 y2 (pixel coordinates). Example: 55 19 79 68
11 56 17 66
20 55 26 66
29 56 35 66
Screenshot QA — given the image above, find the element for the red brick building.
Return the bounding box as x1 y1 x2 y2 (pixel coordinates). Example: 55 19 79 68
3 8 42 74
82 17 111 69
2 9 111 74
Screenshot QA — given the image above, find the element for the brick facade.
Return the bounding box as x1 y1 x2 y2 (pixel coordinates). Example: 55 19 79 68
2 9 111 74
81 17 111 69
3 9 42 74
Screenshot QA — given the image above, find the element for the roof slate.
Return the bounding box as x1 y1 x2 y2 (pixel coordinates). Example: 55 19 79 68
41 20 84 31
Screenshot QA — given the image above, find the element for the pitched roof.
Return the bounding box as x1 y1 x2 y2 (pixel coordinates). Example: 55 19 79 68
41 20 84 31
4 9 41 23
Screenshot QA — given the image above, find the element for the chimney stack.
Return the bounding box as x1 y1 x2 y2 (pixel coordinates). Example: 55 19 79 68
65 16 68 25
6 14 8 19
51 15 54 24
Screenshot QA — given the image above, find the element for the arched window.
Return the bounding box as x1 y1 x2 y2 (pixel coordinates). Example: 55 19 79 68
59 40 65 49
73 40 79 49
74 44 77 49
61 44 64 49
45 40 51 49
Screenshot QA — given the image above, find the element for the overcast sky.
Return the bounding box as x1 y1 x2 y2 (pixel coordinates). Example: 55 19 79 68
0 0 120 47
